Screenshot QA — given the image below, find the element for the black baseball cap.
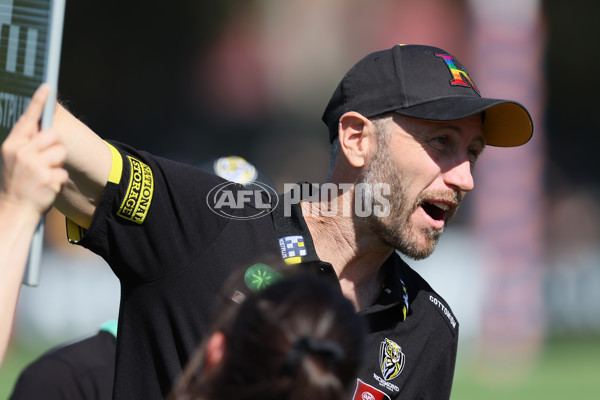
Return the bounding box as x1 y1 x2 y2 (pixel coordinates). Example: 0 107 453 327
322 44 533 147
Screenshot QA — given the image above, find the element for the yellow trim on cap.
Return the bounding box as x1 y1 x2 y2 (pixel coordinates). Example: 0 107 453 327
483 103 533 147
106 142 123 184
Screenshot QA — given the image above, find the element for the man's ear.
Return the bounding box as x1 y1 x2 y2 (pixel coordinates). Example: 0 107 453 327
338 112 376 168
203 331 226 372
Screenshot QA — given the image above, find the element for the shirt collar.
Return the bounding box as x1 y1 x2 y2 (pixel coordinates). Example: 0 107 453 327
271 183 409 318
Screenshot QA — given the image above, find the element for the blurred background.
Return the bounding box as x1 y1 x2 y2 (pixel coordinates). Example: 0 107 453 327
2 0 599 398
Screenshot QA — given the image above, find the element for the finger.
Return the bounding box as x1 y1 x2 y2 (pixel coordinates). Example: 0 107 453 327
28 127 61 152
24 167 68 214
18 134 66 173
37 141 67 168
21 84 50 123
48 168 69 193
10 84 50 139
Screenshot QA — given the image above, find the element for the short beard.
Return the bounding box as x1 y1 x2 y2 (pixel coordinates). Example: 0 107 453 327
359 120 441 260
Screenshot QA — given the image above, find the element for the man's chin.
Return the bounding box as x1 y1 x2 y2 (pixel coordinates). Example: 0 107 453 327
399 248 435 261
393 232 440 261
369 215 441 260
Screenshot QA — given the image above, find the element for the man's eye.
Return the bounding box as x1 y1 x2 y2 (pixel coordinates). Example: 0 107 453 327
433 136 448 146
468 148 482 163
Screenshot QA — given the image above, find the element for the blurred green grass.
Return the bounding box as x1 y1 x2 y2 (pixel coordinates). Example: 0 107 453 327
452 336 600 399
0 342 49 398
1 336 599 399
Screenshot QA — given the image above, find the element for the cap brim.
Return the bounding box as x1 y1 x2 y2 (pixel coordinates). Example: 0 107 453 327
394 97 533 147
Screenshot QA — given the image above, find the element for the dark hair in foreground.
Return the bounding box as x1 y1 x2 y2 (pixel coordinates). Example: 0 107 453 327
168 272 366 400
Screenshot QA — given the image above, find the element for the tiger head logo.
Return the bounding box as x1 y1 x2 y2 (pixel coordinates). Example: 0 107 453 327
379 338 405 381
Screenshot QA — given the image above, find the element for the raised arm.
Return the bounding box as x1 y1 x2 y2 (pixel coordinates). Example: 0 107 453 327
0 85 68 364
52 101 112 229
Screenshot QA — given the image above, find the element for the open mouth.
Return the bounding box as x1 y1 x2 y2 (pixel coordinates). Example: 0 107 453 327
420 201 450 222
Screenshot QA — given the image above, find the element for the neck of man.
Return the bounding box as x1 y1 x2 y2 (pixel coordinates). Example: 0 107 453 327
301 190 393 311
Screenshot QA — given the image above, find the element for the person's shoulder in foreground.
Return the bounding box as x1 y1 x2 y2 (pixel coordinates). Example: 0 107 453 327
10 321 117 400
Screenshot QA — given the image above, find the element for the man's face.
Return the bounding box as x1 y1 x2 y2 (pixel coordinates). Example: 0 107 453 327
361 114 485 260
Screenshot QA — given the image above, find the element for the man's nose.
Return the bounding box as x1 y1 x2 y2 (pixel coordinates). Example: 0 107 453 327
443 159 475 193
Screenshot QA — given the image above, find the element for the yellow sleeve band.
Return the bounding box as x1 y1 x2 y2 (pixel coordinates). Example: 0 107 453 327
66 217 85 243
66 142 123 243
106 142 123 184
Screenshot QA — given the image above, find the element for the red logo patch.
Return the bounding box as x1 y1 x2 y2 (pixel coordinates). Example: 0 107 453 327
352 379 391 400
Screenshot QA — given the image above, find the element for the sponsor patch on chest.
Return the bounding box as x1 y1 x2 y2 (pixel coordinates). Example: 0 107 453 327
117 156 154 224
278 235 307 264
352 379 391 400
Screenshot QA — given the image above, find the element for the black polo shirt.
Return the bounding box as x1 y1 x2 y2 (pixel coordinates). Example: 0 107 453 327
271 183 459 400
68 142 458 399
10 327 117 400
